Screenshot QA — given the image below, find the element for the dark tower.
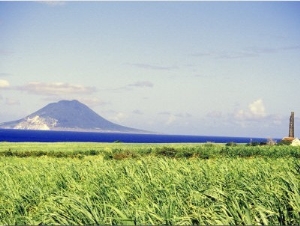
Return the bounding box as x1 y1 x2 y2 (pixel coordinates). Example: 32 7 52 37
289 112 294 138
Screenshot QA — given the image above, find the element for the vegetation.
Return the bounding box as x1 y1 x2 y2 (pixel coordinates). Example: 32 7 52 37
1 142 299 159
1 142 300 225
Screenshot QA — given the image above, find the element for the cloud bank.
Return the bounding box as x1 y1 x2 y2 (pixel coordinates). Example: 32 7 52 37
113 81 154 92
17 82 97 96
192 45 300 59
206 99 284 130
128 81 154 88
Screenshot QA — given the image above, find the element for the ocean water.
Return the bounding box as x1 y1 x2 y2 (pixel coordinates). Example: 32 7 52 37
0 129 272 143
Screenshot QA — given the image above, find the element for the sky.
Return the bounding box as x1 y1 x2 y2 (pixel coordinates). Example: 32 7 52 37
0 1 300 138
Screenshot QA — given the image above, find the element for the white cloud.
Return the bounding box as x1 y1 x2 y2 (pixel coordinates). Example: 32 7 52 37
191 45 300 60
128 81 154 88
249 99 266 117
234 99 266 121
17 82 97 96
201 99 287 135
0 79 10 88
113 81 154 92
158 111 192 126
271 114 284 125
205 100 286 136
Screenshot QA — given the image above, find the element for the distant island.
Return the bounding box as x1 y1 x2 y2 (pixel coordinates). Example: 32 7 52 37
0 100 150 133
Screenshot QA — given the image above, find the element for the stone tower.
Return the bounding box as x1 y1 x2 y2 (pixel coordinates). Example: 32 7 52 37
289 112 294 138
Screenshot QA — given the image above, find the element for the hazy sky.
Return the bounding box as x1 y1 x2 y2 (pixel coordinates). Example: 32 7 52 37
1 1 300 138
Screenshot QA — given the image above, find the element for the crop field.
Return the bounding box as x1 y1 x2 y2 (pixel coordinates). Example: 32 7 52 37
1 142 300 225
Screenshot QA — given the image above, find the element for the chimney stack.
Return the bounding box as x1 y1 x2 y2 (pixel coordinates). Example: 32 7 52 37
289 112 294 138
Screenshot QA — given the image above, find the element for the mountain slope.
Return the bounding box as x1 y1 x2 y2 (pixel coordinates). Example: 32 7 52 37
0 100 147 133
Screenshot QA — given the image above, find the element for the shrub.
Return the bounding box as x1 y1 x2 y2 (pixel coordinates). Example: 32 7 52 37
247 142 260 146
88 150 99 156
113 151 138 160
155 147 177 157
277 140 292 146
226 142 237 147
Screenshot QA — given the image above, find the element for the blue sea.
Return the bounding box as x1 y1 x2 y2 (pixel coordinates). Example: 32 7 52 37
0 129 274 143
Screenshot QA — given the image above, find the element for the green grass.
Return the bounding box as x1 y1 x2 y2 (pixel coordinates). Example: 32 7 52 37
1 142 300 225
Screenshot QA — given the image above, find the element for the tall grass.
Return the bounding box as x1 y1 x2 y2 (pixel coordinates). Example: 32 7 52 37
1 142 300 224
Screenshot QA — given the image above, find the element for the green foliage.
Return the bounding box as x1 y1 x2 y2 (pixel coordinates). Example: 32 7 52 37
1 143 300 159
225 142 237 147
246 141 260 146
1 142 300 224
278 140 292 145
155 147 177 157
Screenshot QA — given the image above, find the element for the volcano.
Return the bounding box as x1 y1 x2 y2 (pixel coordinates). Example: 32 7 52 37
0 100 147 133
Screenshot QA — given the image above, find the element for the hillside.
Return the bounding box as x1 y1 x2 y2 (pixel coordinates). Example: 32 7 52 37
0 100 147 133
